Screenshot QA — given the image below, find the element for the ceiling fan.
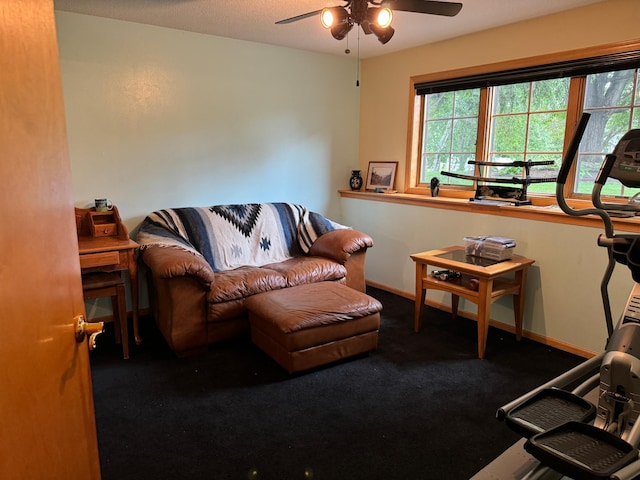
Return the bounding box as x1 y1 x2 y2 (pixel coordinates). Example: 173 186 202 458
276 0 463 45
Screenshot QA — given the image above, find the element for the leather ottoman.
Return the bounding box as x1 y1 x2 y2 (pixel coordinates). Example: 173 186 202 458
245 282 383 373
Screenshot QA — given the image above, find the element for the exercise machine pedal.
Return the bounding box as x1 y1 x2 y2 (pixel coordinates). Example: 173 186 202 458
524 421 638 480
504 387 596 438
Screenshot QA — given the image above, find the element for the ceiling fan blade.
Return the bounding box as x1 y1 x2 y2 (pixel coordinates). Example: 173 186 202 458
275 9 323 25
382 0 463 17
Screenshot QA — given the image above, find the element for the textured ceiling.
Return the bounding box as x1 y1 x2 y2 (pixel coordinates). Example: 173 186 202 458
54 0 607 59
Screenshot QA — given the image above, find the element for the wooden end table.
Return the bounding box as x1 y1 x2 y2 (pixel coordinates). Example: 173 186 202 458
410 246 535 359
78 236 140 347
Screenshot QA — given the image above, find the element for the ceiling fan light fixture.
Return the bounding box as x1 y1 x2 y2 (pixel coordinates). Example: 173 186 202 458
321 7 348 29
320 8 333 28
374 7 393 28
370 23 395 45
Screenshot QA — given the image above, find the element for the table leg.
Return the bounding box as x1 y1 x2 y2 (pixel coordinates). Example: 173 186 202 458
114 282 129 359
451 294 459 319
414 262 427 332
127 249 141 345
476 278 493 359
512 268 528 342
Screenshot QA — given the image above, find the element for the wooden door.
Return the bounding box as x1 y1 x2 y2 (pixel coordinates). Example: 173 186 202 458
0 1 101 478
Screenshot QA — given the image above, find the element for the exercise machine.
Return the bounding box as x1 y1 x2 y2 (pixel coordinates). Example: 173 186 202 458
495 113 640 480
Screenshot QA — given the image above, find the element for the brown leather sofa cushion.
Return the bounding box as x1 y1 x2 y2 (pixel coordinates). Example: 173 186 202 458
261 257 346 287
208 266 286 303
208 258 347 303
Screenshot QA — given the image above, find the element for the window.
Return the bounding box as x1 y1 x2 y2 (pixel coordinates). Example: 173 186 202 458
577 69 640 195
488 79 569 195
421 89 479 186
408 41 640 203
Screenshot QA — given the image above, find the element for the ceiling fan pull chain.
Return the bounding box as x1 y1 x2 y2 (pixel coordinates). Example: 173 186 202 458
345 29 351 55
356 28 360 87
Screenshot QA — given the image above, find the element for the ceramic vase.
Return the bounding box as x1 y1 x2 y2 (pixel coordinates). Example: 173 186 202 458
349 170 363 191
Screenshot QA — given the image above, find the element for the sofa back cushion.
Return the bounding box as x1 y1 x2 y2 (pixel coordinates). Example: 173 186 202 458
136 203 345 272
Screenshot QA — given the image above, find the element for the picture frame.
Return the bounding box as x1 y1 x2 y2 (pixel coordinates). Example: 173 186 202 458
365 161 398 191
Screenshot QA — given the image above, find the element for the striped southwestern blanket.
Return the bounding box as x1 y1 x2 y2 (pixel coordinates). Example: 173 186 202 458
135 203 348 272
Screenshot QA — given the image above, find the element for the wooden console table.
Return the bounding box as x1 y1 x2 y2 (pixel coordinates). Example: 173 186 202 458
76 207 140 346
411 246 535 359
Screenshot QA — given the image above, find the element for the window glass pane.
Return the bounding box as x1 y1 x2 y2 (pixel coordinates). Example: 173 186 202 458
577 69 640 195
605 110 632 149
525 154 563 193
493 83 529 114
527 112 566 152
424 119 452 152
530 78 570 111
491 114 527 152
487 154 525 179
452 118 478 152
421 89 479 186
454 89 480 117
421 153 475 185
584 70 635 108
446 158 475 186
426 92 454 119
575 152 609 195
422 153 448 181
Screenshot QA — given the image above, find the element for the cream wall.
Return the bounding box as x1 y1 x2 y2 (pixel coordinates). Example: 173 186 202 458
55 12 360 230
55 12 360 317
351 0 640 355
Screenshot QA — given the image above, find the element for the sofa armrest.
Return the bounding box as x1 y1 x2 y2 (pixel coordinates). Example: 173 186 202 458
141 246 213 356
308 229 373 263
309 229 373 292
141 246 215 287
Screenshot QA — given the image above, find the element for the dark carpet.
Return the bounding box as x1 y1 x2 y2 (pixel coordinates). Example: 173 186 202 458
90 287 585 480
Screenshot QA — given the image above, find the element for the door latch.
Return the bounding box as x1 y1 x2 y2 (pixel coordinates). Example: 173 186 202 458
74 314 104 350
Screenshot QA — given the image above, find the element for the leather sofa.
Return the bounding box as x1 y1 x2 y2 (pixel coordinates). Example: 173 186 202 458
135 203 374 357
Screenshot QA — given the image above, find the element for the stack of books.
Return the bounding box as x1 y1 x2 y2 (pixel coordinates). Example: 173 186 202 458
464 236 516 261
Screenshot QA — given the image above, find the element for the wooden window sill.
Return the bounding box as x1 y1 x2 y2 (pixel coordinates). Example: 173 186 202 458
339 189 640 233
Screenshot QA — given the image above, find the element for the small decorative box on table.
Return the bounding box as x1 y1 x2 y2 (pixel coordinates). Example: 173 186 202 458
464 235 516 261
